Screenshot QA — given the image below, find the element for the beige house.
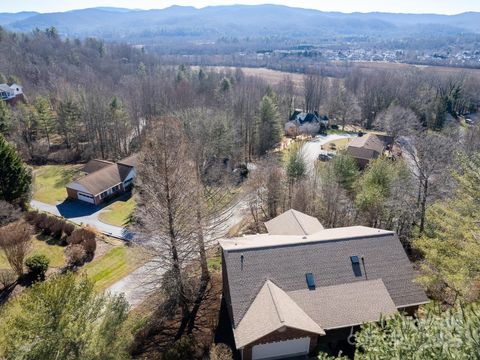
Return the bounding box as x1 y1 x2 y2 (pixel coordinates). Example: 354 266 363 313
346 133 386 169
66 155 137 205
220 209 428 360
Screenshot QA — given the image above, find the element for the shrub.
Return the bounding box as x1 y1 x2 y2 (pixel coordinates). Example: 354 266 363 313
209 343 233 360
0 269 17 289
62 222 75 237
49 218 65 238
164 336 195 360
67 228 85 245
24 210 38 224
34 212 48 230
67 226 97 256
83 235 97 256
65 244 86 267
42 216 57 235
25 254 49 280
0 201 22 226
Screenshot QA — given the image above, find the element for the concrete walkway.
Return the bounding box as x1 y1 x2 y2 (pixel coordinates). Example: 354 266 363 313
30 199 133 240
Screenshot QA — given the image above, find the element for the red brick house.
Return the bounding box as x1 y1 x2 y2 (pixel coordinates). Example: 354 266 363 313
66 155 137 205
219 210 428 360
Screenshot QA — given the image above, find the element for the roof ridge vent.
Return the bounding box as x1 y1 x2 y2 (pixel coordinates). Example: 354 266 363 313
266 281 285 323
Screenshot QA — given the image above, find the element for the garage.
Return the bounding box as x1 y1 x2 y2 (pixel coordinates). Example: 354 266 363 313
77 192 95 204
252 337 310 360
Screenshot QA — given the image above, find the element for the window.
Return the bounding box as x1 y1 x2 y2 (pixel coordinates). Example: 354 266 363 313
111 185 119 192
350 256 360 265
305 273 315 290
100 191 108 199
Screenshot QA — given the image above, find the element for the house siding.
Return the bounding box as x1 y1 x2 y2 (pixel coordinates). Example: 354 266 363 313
222 252 235 324
241 328 318 360
66 187 79 200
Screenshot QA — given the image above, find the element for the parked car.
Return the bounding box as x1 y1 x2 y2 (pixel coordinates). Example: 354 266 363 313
465 118 473 125
318 153 333 162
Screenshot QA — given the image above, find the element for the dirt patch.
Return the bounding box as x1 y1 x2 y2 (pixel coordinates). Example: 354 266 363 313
91 237 114 261
131 272 224 359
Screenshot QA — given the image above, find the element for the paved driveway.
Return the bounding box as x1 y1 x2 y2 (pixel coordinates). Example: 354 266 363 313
302 133 357 171
30 199 133 240
107 197 250 306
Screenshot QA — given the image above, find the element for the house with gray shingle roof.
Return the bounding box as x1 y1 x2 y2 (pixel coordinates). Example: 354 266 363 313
219 210 428 360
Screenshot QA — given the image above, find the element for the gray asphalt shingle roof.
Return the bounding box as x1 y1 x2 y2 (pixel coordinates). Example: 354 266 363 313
222 230 428 328
288 279 397 330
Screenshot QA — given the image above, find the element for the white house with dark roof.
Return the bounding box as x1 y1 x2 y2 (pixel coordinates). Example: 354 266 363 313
0 83 23 104
219 209 428 360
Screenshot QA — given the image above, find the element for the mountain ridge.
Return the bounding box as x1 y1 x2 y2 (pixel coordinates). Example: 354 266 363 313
1 5 479 43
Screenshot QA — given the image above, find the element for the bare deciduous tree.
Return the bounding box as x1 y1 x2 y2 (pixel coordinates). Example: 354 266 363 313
0 220 33 276
375 104 421 140
303 73 326 112
133 119 198 337
404 132 454 233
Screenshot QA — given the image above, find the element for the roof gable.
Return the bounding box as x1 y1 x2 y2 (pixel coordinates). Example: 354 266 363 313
288 279 397 330
82 159 114 174
265 209 324 235
234 280 325 348
347 133 385 159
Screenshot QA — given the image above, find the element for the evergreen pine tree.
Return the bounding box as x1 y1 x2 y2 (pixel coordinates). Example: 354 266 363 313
0 100 11 135
256 93 282 155
0 135 32 204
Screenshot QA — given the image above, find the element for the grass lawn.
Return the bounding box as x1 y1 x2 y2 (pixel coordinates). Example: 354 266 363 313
207 255 222 272
98 195 136 227
81 245 147 291
0 234 66 270
33 165 83 205
321 137 352 151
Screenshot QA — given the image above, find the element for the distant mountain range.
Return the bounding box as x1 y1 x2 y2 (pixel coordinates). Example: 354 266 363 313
1 5 479 43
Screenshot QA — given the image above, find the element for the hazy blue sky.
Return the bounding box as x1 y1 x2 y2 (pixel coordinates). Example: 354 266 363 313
2 0 479 14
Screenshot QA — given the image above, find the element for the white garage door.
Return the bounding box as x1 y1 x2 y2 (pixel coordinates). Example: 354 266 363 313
252 337 310 360
77 192 95 204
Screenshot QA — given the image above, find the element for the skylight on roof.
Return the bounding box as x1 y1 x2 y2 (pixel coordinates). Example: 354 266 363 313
350 256 362 277
305 272 315 290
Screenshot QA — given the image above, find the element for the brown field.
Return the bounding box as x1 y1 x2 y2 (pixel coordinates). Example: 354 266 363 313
342 61 480 80
192 66 305 91
195 62 480 89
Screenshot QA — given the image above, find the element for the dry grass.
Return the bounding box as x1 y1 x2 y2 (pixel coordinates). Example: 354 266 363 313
32 165 83 205
81 244 148 291
340 61 480 81
98 195 136 227
0 234 66 270
321 137 352 151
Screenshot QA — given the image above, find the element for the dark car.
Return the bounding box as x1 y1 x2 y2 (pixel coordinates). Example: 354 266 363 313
318 153 333 162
